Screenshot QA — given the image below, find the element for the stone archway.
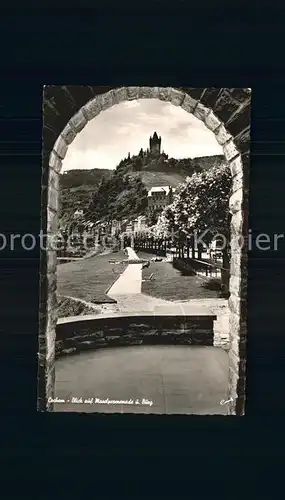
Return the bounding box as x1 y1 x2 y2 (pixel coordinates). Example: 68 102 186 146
38 86 251 415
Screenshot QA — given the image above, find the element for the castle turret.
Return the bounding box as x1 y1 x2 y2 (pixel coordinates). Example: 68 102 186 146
149 132 161 156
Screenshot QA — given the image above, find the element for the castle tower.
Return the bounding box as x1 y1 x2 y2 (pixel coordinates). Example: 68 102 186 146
149 132 161 156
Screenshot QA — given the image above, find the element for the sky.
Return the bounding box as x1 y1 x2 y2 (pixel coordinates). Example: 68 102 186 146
62 98 223 172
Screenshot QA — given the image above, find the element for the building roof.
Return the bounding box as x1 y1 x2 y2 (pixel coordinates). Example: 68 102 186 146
148 186 173 196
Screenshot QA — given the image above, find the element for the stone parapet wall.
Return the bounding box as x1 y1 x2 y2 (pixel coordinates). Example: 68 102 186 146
56 314 217 358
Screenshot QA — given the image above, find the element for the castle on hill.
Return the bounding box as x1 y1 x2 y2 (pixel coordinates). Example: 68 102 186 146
125 132 167 161
149 131 162 156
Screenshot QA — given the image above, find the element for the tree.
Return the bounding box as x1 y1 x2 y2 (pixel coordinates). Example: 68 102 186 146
153 207 175 238
134 156 143 171
146 207 162 227
173 162 231 238
86 170 148 223
154 162 232 291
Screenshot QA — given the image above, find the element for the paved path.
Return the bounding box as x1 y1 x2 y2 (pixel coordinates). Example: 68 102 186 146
108 247 142 296
126 247 140 260
108 264 142 296
55 345 229 414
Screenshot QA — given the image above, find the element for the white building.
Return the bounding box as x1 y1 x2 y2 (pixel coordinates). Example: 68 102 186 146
147 186 175 214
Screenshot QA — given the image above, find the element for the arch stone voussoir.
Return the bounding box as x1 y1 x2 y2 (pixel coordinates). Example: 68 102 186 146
47 185 59 213
139 86 160 99
231 210 244 235
229 188 243 214
111 87 128 105
229 156 244 177
229 275 244 297
47 206 57 234
215 123 232 145
228 294 245 318
49 151 62 173
157 86 172 102
127 86 142 100
101 90 117 111
168 88 186 106
69 108 88 133
53 135 68 161
193 102 211 122
232 171 244 194
83 96 103 121
180 93 197 113
230 252 243 281
204 110 221 132
61 122 77 145
48 166 59 192
228 313 246 357
222 139 240 163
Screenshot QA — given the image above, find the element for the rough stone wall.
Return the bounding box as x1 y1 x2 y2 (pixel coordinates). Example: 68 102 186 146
55 315 217 358
39 86 251 415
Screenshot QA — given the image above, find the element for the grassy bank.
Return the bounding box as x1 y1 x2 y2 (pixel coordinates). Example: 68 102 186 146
57 250 127 304
58 296 100 318
137 252 222 301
